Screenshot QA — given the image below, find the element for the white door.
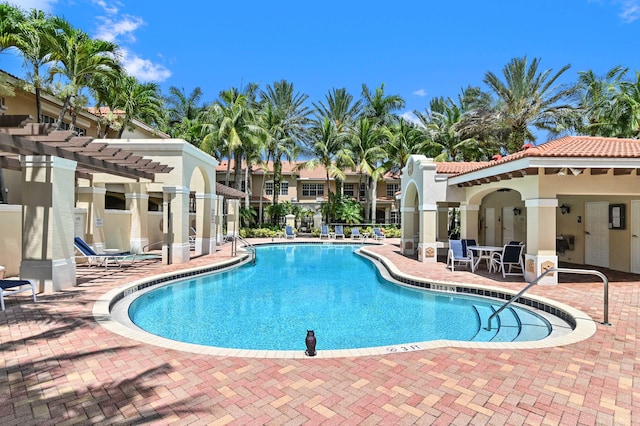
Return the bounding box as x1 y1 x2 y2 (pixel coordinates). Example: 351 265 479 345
502 207 515 244
585 202 609 268
631 200 640 274
485 208 495 246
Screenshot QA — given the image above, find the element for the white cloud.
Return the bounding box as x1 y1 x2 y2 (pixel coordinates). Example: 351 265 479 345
12 0 58 11
400 111 421 125
413 89 427 97
94 15 145 43
92 0 119 15
121 49 171 82
618 0 640 22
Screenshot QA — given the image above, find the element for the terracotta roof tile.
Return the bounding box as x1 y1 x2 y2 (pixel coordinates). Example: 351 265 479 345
436 161 490 174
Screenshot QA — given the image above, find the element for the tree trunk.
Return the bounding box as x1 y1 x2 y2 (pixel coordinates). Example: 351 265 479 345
244 160 250 209
0 169 8 204
35 87 42 123
54 95 72 130
370 178 378 224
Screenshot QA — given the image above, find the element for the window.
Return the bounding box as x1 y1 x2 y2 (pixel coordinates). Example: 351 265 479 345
391 211 400 225
386 183 399 197
302 184 324 197
343 184 354 197
265 181 288 196
40 114 86 136
359 186 365 198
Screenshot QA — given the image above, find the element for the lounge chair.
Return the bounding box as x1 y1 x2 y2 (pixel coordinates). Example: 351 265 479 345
446 240 474 272
334 225 345 239
0 265 36 311
284 226 296 239
319 225 330 239
350 228 362 240
372 227 386 241
74 237 135 267
490 244 525 277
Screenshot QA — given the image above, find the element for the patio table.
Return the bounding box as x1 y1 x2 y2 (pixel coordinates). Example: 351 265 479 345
467 245 503 272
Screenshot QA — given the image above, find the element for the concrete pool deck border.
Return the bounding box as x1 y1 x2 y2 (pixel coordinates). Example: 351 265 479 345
94 241 596 358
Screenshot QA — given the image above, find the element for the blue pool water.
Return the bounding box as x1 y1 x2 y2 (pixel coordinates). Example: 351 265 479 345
128 244 551 350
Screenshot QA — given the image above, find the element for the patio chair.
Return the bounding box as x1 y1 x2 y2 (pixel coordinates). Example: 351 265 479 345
490 244 525 277
350 227 362 240
446 240 474 272
372 227 386 240
0 266 36 311
74 237 135 267
284 226 296 239
319 225 330 239
334 225 345 239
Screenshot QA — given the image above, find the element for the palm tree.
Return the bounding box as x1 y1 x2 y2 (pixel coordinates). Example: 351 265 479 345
200 86 260 190
346 117 389 222
301 117 355 224
361 83 405 126
615 71 640 138
576 66 628 137
4 8 55 123
163 86 205 140
387 118 426 171
258 80 310 223
45 17 121 130
483 56 578 153
312 87 362 132
115 75 164 138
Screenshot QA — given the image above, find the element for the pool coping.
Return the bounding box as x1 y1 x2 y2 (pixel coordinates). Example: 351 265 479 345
93 242 597 358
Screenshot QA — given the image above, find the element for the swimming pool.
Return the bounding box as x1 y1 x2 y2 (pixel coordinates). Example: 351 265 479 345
126 244 554 351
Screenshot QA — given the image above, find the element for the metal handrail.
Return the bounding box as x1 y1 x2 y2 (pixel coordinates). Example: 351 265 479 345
234 236 256 264
486 267 610 330
142 241 164 253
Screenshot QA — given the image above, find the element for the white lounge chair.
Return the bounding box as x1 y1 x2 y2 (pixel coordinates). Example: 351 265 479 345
74 237 135 267
446 240 474 272
319 225 330 239
284 226 296 239
334 225 345 239
0 266 36 311
350 228 362 240
372 227 386 240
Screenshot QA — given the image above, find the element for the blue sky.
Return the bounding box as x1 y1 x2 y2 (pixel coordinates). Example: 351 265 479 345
3 0 640 127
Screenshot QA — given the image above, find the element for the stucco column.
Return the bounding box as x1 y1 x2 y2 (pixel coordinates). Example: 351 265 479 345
215 195 225 247
524 198 559 285
400 206 417 256
313 213 322 230
162 186 190 265
20 155 77 292
285 213 295 228
194 192 216 255
460 204 480 241
417 203 438 263
227 199 240 239
125 184 149 254
76 184 107 253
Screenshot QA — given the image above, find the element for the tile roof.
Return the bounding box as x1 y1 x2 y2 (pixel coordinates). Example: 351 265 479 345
456 136 640 176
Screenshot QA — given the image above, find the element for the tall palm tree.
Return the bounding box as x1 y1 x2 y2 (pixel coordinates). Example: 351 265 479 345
312 87 362 132
346 117 389 222
115 75 164 138
300 117 355 224
615 71 640 138
258 80 310 221
4 8 55 123
361 83 405 126
200 86 260 190
483 56 578 153
164 86 204 126
576 66 628 137
45 17 121 129
387 118 426 171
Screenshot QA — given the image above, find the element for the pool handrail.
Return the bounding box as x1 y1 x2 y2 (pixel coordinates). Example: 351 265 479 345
486 267 609 331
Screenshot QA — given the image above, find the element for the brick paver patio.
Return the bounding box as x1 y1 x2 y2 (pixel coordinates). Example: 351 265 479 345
1 238 638 425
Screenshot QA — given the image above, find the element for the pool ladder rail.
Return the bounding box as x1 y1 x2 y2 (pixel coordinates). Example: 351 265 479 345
233 236 256 265
486 267 610 331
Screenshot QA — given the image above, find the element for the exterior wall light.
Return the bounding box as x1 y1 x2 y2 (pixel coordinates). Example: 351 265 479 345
513 207 521 216
560 204 571 215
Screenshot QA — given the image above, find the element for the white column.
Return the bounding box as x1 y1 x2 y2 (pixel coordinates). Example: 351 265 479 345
125 185 149 254
76 185 107 253
417 203 438 263
194 192 216 255
20 155 77 292
524 198 559 285
162 186 191 265
460 204 480 241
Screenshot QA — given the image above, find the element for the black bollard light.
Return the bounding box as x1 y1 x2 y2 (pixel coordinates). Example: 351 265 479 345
305 330 317 356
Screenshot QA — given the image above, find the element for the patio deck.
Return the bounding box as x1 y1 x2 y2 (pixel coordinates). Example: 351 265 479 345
1 238 638 424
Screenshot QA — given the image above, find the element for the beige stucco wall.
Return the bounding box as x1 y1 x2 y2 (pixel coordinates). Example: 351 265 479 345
103 210 132 252
0 204 22 276
147 211 163 249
